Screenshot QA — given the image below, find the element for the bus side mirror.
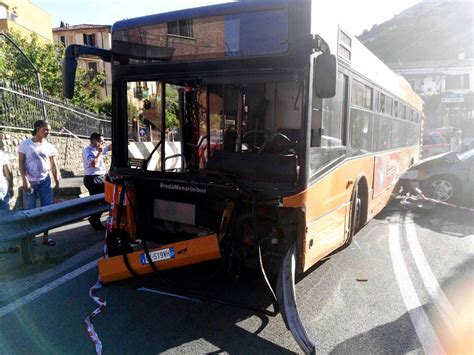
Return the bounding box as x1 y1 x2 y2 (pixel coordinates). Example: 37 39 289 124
62 57 78 99
314 52 337 99
62 45 111 99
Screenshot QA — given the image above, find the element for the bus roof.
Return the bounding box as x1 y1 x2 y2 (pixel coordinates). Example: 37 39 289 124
349 33 422 110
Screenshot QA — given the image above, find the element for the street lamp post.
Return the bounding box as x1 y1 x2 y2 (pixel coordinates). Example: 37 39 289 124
0 31 47 119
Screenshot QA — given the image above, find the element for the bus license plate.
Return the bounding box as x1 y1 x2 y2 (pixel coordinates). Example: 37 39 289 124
140 247 176 265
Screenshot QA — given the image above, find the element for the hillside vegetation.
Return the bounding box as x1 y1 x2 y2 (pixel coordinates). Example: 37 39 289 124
358 0 473 63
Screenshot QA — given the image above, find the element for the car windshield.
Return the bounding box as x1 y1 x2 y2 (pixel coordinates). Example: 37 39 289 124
458 148 474 161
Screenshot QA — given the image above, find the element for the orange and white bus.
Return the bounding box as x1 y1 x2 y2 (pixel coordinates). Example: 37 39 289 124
63 0 422 352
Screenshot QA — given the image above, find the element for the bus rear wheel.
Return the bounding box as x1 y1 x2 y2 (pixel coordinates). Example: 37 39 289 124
346 185 362 244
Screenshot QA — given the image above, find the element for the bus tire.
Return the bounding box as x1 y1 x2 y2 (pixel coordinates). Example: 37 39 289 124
357 178 369 229
346 185 361 244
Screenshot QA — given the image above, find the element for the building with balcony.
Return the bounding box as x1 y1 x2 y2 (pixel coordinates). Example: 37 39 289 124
0 0 52 43
389 59 473 96
53 23 112 97
389 59 474 136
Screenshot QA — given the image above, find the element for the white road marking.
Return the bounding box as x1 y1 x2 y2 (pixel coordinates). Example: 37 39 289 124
404 213 456 333
389 213 445 354
0 259 97 318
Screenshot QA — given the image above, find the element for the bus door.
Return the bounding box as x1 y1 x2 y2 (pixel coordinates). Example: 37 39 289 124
303 70 350 269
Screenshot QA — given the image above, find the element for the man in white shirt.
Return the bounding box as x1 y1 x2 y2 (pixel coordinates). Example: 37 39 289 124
18 120 60 246
82 132 111 230
0 149 13 210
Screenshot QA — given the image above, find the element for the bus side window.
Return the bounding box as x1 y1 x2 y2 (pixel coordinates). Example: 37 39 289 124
350 80 374 154
320 72 348 148
376 92 393 151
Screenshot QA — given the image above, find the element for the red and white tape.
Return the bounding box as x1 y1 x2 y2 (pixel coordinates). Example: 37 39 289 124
397 188 474 212
415 189 474 212
84 185 116 354
84 279 106 354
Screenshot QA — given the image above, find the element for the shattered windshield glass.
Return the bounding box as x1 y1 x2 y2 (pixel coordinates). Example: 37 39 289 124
126 78 303 172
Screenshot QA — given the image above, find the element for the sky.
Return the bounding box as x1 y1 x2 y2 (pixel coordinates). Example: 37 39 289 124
33 0 422 36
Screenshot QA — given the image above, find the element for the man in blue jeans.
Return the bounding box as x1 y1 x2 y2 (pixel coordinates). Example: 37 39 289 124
18 120 60 246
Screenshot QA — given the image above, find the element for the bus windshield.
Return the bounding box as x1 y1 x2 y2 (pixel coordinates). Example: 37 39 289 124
126 74 303 183
113 9 289 62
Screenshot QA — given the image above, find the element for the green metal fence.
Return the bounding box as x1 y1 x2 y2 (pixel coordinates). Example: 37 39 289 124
0 80 111 138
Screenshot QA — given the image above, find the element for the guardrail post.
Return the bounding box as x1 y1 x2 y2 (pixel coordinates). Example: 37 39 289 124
20 236 36 264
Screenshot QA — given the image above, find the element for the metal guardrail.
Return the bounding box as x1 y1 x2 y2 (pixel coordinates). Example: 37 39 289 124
0 193 109 263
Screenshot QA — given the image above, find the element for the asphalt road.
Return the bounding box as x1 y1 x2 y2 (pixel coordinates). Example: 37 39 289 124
0 201 472 354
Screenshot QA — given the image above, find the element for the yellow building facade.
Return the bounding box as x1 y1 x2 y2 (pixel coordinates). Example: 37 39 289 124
0 0 52 43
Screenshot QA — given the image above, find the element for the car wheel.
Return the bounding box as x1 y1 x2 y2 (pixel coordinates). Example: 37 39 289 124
422 175 460 203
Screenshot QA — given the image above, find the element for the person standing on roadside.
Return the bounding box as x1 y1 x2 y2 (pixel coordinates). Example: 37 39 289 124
82 132 111 230
0 149 13 210
18 120 60 246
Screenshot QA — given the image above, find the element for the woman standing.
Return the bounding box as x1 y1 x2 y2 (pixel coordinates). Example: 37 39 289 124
18 120 60 245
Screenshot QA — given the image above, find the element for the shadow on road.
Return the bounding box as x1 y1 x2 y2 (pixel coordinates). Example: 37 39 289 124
96 264 297 354
331 257 473 354
410 205 474 239
0 219 104 280
330 309 421 354
375 200 474 239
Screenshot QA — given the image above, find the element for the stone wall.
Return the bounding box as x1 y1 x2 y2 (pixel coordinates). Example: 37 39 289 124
0 130 110 208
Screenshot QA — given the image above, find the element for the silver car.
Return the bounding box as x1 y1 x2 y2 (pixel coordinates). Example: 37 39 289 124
399 149 474 206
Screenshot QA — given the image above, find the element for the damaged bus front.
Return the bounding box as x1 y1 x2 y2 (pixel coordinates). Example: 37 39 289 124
63 1 339 353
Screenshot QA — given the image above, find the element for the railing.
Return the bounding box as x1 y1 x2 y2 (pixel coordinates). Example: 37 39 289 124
0 80 111 138
0 194 109 264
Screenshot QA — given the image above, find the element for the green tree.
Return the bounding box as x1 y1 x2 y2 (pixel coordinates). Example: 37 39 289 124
95 97 112 116
165 86 179 129
0 30 109 114
1 31 63 96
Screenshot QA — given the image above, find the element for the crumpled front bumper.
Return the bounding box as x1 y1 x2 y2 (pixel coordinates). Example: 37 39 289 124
397 179 421 195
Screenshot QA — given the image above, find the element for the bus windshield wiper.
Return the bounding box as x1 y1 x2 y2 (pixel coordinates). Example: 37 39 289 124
143 140 162 170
